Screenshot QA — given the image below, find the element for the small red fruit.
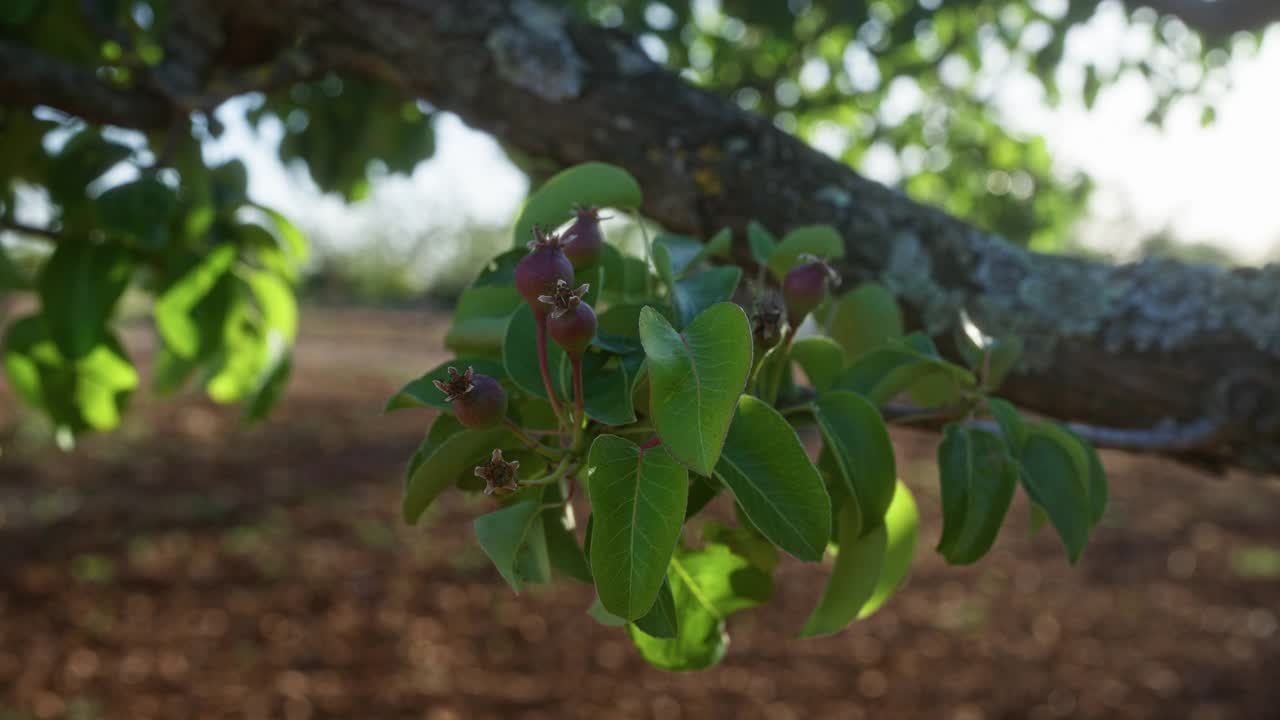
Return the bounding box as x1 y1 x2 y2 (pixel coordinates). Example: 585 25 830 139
562 206 604 270
782 255 839 327
433 366 508 429
515 226 574 314
539 279 597 354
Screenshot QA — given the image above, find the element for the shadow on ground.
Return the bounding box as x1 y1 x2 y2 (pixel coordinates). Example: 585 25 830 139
1 308 1278 719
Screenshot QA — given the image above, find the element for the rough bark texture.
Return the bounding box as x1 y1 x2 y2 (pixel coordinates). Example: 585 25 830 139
3 0 1279 474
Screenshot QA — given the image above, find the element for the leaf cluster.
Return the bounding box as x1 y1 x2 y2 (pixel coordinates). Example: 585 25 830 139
389 164 1110 670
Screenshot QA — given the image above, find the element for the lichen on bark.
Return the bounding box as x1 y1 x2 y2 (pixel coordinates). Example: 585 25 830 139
486 0 583 102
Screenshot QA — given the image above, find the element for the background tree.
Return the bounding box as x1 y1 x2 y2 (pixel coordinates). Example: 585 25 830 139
0 0 1278 472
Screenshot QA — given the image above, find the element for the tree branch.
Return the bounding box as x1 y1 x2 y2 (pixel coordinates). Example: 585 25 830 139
2 0 1277 474
310 0 1278 474
1122 0 1280 37
0 219 61 244
0 41 172 129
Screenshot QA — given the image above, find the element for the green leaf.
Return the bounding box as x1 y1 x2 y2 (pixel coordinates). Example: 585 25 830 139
701 520 780 574
243 351 291 423
545 502 593 583
987 397 1027 451
627 543 772 671
672 267 741 329
574 352 639 426
445 286 523 354
48 130 131 204
800 500 883 637
832 335 974 405
384 357 507 413
812 391 897 534
766 225 845 279
474 500 551 593
94 178 177 249
651 230 730 282
512 162 641 247
600 245 651 304
38 241 134 359
402 425 514 523
639 303 752 475
686 474 722 519
1028 504 1050 537
204 292 270 404
2 315 138 432
154 245 238 359
586 435 689 620
859 480 918 619
790 336 846 390
1018 425 1093 563
693 227 733 267
983 336 1024 389
936 426 1018 564
746 222 777 267
257 205 309 267
0 0 41 26
472 248 526 288
587 597 628 627
0 244 29 289
828 283 903 362
714 395 831 562
653 233 703 286
633 579 679 639
244 269 298 342
1063 427 1108 528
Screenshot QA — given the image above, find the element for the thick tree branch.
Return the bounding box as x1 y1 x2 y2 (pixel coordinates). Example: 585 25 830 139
1124 0 1280 37
297 0 1280 474
1 0 1277 474
0 219 62 244
0 42 172 128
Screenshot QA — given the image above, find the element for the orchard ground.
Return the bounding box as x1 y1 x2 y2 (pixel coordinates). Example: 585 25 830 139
1 307 1278 719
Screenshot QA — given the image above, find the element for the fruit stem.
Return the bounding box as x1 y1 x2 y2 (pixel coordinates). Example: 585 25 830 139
524 455 575 489
571 353 586 452
638 435 662 450
778 403 813 418
764 325 797 405
610 424 655 435
503 418 563 461
747 344 770 396
535 312 567 422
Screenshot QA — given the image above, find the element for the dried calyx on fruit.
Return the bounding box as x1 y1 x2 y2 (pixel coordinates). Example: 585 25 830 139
474 449 520 496
782 254 840 327
515 226 575 311
539 279 597 354
433 366 508 429
749 290 785 353
562 206 604 270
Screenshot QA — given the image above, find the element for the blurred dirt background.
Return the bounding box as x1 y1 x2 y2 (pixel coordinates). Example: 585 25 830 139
1 307 1278 720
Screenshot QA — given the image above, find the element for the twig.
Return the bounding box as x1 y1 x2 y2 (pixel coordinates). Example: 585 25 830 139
503 418 562 461
534 312 566 421
571 353 586 451
880 402 1229 453
0 220 61 243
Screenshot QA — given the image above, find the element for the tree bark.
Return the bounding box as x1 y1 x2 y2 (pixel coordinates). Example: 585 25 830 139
3 0 1279 474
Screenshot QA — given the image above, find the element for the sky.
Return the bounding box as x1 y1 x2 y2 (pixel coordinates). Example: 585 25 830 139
206 6 1280 271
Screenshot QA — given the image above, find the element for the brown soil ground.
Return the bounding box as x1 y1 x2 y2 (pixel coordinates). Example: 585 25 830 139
1 307 1278 720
